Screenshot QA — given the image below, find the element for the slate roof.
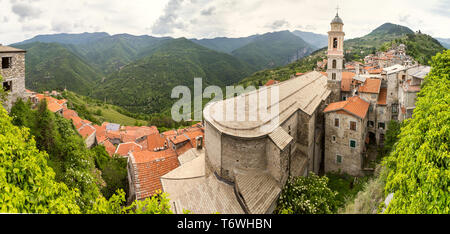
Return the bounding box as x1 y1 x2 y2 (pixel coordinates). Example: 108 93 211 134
235 170 281 214
268 127 293 150
0 45 25 53
204 71 330 138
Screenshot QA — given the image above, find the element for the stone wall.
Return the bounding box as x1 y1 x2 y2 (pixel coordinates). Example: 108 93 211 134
221 135 267 182
1 52 26 111
324 112 366 176
204 120 222 177
85 131 97 148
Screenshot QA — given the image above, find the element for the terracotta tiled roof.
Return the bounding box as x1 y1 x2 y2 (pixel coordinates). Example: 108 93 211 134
115 142 143 156
368 69 382 74
341 72 356 92
47 102 63 113
120 126 159 143
359 78 381 94
56 99 67 105
169 134 189 145
63 109 78 119
102 140 117 157
377 88 388 105
162 130 177 137
265 80 279 86
93 125 107 142
78 124 96 139
132 149 180 199
295 72 304 76
106 130 121 140
147 133 167 151
324 96 370 119
70 116 86 129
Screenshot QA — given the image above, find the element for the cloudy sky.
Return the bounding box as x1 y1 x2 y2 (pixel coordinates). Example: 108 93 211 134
1 0 449 45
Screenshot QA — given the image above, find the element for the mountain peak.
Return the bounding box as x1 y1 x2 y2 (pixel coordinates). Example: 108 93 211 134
369 23 414 36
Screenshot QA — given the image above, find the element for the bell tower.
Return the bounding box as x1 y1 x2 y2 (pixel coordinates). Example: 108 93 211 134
327 8 345 102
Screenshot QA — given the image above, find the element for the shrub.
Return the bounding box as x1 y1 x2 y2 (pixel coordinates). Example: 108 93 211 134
276 173 338 214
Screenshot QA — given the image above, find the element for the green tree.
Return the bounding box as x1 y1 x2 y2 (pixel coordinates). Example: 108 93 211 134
0 104 81 213
9 98 34 127
276 174 338 214
381 120 402 157
33 99 58 153
383 50 450 214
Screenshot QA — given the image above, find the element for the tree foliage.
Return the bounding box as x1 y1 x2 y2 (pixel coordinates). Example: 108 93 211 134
2 102 176 213
276 173 338 214
383 50 450 214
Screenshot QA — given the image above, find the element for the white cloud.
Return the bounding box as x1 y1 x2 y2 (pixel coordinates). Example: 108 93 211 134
0 0 449 45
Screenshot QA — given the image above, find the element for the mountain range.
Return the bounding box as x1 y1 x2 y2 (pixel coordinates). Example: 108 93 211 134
11 22 448 114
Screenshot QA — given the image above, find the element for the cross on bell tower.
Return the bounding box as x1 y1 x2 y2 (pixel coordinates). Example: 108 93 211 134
327 7 345 102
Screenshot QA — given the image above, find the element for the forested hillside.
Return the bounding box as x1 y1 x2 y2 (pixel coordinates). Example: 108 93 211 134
91 38 253 114
14 42 102 95
231 31 315 70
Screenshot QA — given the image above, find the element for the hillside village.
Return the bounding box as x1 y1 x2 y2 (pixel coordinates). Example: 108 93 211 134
0 10 442 214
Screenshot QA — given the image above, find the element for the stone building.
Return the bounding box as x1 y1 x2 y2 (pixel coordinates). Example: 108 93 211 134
398 65 430 120
323 96 370 176
0 45 26 111
326 13 345 103
161 71 331 214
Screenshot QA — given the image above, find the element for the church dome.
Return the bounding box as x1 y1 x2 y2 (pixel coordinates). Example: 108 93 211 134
331 13 344 24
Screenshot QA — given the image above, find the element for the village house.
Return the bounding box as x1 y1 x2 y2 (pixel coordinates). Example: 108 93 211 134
127 123 205 203
398 65 430 120
323 96 370 176
0 45 26 111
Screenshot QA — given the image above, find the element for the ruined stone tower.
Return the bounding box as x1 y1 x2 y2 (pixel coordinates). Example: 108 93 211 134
327 11 345 102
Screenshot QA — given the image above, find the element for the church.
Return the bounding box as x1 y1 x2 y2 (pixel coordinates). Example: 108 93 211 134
161 9 426 213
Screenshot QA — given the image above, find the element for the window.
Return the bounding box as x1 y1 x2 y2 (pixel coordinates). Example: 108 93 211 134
334 118 340 128
368 121 374 128
2 57 12 69
332 135 337 143
2 81 12 92
371 94 377 99
288 126 291 136
336 155 343 164
392 104 398 114
350 140 357 148
378 122 385 130
333 38 338 49
380 134 385 145
342 96 347 101
332 59 337 69
350 121 357 131
332 73 336 80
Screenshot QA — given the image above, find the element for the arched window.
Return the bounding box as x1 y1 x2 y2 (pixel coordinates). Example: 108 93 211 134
332 60 337 69
333 38 338 49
